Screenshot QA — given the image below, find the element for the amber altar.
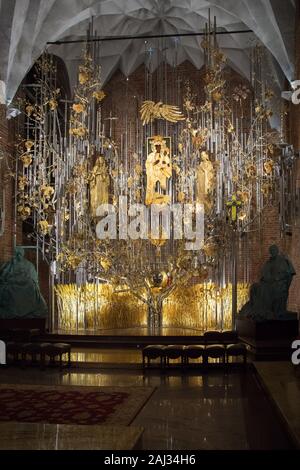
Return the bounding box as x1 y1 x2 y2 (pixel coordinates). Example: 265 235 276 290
55 283 249 332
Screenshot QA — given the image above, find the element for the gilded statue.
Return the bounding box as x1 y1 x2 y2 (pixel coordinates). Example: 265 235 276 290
89 156 110 217
196 151 215 207
146 136 172 205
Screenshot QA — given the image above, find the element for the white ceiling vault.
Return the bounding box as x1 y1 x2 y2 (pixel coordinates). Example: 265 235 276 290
0 0 296 104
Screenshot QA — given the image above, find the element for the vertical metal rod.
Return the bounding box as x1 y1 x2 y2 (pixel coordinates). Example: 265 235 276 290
232 231 238 330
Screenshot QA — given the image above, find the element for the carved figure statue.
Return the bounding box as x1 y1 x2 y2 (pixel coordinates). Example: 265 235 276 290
146 136 172 205
239 245 296 321
90 155 110 217
0 247 48 318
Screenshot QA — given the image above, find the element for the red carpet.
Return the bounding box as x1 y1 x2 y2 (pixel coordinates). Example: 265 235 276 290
0 384 154 425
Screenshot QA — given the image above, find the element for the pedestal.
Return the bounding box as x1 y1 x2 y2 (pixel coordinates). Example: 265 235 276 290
0 318 46 333
237 314 299 360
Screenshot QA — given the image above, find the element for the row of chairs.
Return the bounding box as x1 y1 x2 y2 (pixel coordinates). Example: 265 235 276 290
142 343 247 368
5 341 71 369
142 331 247 368
1 328 72 369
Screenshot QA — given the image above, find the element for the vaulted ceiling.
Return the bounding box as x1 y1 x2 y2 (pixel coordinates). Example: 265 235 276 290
0 0 296 104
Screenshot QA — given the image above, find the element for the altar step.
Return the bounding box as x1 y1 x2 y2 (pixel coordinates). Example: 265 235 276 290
38 333 206 349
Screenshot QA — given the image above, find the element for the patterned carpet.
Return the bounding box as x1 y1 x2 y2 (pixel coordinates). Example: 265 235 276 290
0 384 155 425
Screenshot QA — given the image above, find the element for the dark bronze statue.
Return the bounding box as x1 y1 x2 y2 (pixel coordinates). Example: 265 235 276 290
239 245 296 321
0 247 47 319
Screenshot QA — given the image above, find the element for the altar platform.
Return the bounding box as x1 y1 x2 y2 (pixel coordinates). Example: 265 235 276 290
40 327 205 349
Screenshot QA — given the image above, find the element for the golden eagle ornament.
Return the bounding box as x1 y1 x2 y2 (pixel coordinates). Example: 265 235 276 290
140 101 185 126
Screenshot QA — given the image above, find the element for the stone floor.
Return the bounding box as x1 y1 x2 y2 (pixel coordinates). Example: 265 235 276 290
0 365 294 450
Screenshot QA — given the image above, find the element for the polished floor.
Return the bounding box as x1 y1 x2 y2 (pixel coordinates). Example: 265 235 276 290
0 366 294 450
254 362 300 448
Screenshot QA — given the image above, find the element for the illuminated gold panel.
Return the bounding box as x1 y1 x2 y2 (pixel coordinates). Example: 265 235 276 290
55 283 249 332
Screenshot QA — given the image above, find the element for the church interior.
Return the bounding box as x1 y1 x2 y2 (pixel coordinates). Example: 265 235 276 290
0 0 300 453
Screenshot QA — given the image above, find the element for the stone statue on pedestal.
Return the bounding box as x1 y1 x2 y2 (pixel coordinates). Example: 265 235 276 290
0 247 48 319
239 245 296 321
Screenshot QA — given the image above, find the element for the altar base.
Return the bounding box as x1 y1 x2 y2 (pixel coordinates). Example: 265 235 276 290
236 315 299 340
237 315 299 360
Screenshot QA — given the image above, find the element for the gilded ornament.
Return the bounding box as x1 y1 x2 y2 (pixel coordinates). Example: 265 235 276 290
93 90 106 102
245 163 256 178
212 91 222 102
265 89 274 101
18 176 28 191
237 190 250 204
203 244 217 257
135 189 141 202
20 154 33 168
17 205 31 220
261 182 273 195
140 101 185 125
72 103 85 114
25 140 34 151
127 176 134 188
184 100 195 111
173 163 181 175
25 105 34 116
178 191 185 203
41 185 54 198
149 234 168 248
49 99 58 111
78 67 89 85
192 128 209 149
264 160 274 175
238 211 247 221
38 220 51 235
100 257 111 272
232 85 250 102
134 163 143 175
70 126 87 138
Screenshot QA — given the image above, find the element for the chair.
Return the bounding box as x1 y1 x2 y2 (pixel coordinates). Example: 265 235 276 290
142 345 165 368
226 343 247 364
21 342 44 365
204 344 226 365
164 345 185 367
221 330 239 345
41 343 71 369
6 342 24 363
203 331 222 345
183 345 205 365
